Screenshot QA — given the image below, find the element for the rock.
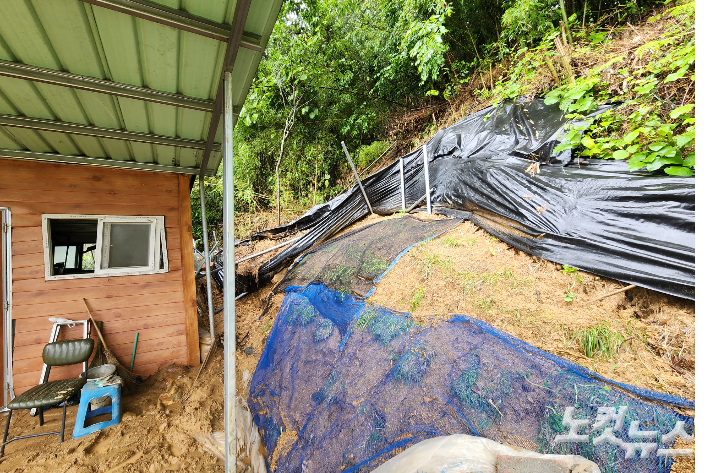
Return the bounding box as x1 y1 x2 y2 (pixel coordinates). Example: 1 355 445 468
245 347 254 356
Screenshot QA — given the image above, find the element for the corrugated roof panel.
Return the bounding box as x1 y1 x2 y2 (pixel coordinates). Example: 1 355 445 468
0 35 14 61
140 20 180 93
33 83 88 123
32 0 107 79
0 127 22 149
74 91 123 129
0 0 283 175
180 33 223 100
98 137 132 161
69 134 106 158
0 0 62 69
37 130 81 155
91 8 143 85
182 0 232 24
0 78 55 119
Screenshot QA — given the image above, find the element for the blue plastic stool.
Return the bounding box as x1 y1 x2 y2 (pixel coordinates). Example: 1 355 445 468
72 378 122 439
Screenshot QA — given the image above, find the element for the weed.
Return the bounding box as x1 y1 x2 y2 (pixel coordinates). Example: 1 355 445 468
480 271 501 286
477 297 495 311
441 237 462 247
393 343 434 385
286 299 316 326
574 323 624 358
325 265 355 288
361 257 388 276
344 244 362 259
321 243 338 253
564 292 575 302
559 265 578 274
313 318 334 342
411 286 425 312
418 252 452 279
357 305 411 345
465 237 477 245
262 321 272 334
356 305 378 329
510 276 533 289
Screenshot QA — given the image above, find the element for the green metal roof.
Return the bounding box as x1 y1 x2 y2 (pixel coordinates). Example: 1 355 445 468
0 0 282 176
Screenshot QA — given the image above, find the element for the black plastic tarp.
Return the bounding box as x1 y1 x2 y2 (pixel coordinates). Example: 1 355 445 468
250 99 694 299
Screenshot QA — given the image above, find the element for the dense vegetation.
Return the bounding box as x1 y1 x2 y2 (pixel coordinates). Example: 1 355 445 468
191 0 694 243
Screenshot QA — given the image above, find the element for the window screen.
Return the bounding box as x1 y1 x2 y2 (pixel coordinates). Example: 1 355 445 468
104 223 152 269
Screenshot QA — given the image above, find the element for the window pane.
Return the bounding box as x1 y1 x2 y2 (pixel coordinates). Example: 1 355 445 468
82 243 95 270
49 219 98 275
53 246 68 265
65 246 77 269
107 223 152 268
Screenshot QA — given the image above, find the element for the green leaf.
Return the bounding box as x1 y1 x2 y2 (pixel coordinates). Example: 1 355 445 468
623 130 640 143
627 161 648 171
659 146 677 158
648 143 665 152
632 80 657 94
675 131 694 148
664 166 693 176
581 136 596 148
685 153 695 168
612 149 630 160
646 157 665 171
664 67 688 83
670 103 694 119
629 153 649 164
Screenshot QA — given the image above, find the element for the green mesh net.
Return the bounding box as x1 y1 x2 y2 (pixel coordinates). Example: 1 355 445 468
275 215 461 296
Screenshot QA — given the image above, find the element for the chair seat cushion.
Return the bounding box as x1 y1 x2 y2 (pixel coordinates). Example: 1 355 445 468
8 378 86 410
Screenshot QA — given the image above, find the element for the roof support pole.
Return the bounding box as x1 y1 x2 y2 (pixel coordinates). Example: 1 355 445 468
198 177 215 343
221 71 237 473
423 144 432 214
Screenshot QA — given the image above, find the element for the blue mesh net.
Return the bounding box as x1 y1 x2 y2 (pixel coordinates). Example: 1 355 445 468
249 283 694 473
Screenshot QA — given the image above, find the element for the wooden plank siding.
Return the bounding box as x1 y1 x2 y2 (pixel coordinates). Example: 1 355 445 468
0 159 199 395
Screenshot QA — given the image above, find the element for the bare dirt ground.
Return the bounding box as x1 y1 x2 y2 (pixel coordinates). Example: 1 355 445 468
0 213 694 472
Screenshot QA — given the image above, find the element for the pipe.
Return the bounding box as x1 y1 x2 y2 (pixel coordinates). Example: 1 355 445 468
221 71 238 472
234 237 297 266
423 144 432 214
399 157 406 210
199 176 215 342
341 141 374 214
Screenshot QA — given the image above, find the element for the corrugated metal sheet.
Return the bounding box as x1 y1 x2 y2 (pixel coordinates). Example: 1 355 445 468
0 0 281 175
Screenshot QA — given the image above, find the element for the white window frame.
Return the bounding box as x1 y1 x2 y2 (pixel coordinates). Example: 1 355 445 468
42 214 168 281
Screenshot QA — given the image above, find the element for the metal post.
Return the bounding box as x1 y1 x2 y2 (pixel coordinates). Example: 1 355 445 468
221 71 237 473
199 176 215 342
422 144 432 214
399 158 406 210
341 141 374 214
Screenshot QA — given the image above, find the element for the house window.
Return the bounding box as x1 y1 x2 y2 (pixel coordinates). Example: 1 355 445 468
43 215 167 280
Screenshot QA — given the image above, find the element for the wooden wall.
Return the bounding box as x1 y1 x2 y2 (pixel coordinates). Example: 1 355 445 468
0 159 199 395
